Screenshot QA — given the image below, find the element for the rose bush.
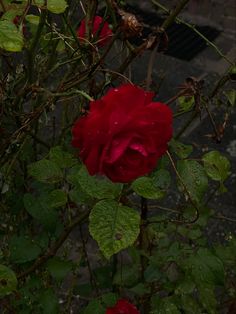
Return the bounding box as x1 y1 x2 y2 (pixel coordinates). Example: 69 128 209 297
77 15 113 47
72 84 173 183
106 299 140 314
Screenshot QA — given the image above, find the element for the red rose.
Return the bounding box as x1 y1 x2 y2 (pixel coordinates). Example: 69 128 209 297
76 15 113 47
106 299 140 314
72 84 173 183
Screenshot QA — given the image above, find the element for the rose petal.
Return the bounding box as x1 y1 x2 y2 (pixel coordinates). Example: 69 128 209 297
71 83 173 183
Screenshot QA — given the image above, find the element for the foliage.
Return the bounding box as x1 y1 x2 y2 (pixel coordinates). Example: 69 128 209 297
0 0 235 313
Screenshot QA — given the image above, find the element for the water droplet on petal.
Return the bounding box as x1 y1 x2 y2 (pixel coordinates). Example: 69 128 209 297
114 121 118 125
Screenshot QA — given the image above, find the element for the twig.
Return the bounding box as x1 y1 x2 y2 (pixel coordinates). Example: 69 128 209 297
99 68 133 84
214 214 236 223
17 211 89 280
202 98 221 142
160 0 190 30
165 90 187 105
35 87 94 101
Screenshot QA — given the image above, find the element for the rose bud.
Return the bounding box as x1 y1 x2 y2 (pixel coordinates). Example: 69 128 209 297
76 15 113 47
72 84 173 183
106 299 140 314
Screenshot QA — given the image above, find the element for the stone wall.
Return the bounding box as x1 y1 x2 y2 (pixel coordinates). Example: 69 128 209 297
135 0 236 35
187 0 236 35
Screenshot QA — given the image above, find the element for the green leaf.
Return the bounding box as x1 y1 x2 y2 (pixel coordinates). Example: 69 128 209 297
28 159 63 183
47 0 68 14
144 264 162 283
202 151 231 182
100 292 117 307
72 166 122 200
151 169 171 189
2 9 24 21
175 278 195 295
177 160 208 203
89 200 140 259
214 240 236 266
0 19 24 52
180 295 201 314
224 89 236 106
69 187 92 205
49 146 77 169
33 0 45 6
94 266 112 289
39 288 59 314
0 265 17 296
10 236 41 264
25 14 40 25
185 248 224 286
113 264 139 287
83 299 104 314
198 284 217 314
132 177 165 199
46 257 72 281
151 297 180 314
129 283 150 296
45 189 67 208
169 139 193 159
178 96 194 111
24 193 58 230
75 283 92 298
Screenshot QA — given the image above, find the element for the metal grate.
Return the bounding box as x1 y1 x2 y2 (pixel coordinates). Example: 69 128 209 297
125 6 220 61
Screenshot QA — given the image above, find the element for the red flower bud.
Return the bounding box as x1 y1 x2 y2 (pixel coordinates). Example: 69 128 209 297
76 15 113 47
106 299 140 314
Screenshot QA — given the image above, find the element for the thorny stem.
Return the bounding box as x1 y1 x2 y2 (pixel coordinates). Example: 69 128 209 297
202 98 221 142
161 0 191 30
